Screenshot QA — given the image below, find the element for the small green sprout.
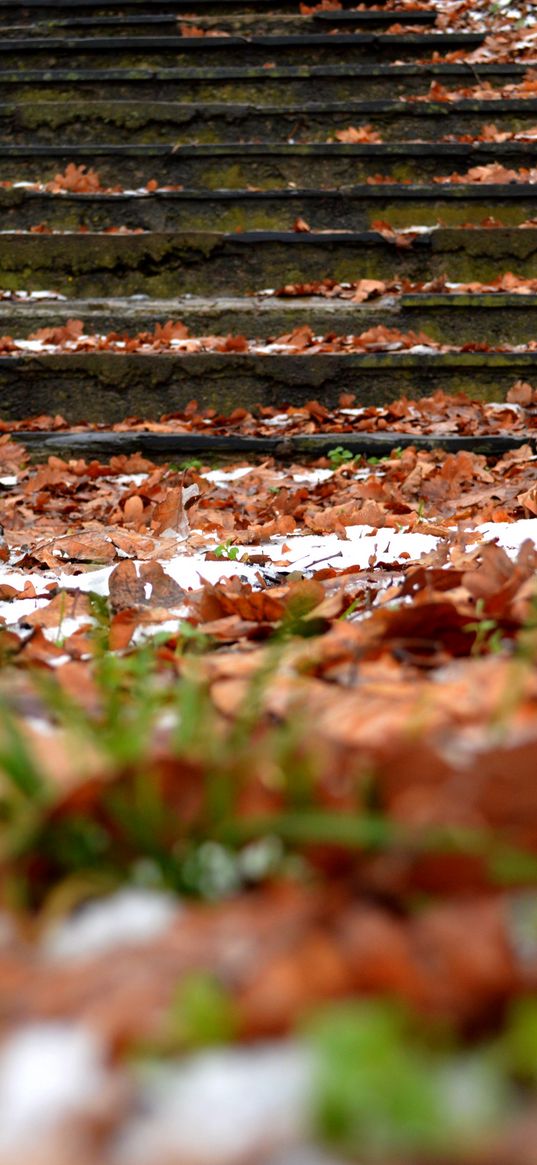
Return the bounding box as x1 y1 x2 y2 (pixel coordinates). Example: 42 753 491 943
327 446 355 467
169 971 238 1048
214 539 241 561
464 599 503 657
169 458 204 471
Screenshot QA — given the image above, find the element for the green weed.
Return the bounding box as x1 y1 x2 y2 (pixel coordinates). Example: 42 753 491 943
464 599 503 657
214 539 242 561
308 1000 509 1157
327 446 354 468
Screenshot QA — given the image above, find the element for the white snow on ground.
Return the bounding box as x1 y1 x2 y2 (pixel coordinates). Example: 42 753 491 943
111 473 150 488
0 1022 334 1165
202 466 333 485
0 1024 107 1150
0 596 49 624
261 413 291 426
41 619 92 643
254 527 440 572
1 520 537 635
291 468 334 484
202 466 258 484
116 1042 311 1165
475 518 537 553
42 888 179 963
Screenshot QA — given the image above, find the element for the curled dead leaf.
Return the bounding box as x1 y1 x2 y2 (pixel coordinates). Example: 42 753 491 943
152 481 200 539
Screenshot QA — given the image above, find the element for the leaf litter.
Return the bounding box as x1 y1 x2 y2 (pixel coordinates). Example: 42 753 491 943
3 385 537 437
4 399 537 1160
5 318 537 356
263 272 537 300
4 1 537 1156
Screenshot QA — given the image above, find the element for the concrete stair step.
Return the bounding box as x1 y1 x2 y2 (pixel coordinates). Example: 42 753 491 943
1 291 537 345
314 8 437 25
12 427 531 460
0 4 529 431
0 346 532 422
2 102 537 145
1 228 536 296
0 32 485 69
3 184 537 232
0 0 399 16
0 9 439 36
0 62 524 103
2 139 537 185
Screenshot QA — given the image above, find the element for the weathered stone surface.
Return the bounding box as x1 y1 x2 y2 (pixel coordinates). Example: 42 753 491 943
0 350 534 422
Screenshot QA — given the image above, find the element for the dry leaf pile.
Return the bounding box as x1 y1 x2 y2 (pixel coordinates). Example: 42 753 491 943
4 319 537 357
1 385 537 437
266 273 537 300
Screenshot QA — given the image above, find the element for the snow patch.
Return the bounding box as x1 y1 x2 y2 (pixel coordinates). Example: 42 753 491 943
3 520 537 638
0 1024 107 1149
291 468 334 484
0 596 49 624
117 1042 311 1165
42 887 178 962
475 518 537 552
202 466 255 484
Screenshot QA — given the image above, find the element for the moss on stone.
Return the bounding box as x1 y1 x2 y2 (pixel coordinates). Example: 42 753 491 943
0 350 534 423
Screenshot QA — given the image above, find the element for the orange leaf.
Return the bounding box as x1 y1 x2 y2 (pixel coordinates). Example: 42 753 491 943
334 125 382 144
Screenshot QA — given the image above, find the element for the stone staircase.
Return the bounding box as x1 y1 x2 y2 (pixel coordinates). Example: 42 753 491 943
0 0 535 430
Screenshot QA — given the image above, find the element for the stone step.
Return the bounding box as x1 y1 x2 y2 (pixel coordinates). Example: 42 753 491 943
0 62 524 103
3 184 537 232
13 428 531 461
0 347 532 422
0 32 485 69
2 292 537 345
0 3 526 432
2 101 537 146
0 228 536 296
2 140 537 187
0 0 397 16
315 8 437 25
0 10 439 36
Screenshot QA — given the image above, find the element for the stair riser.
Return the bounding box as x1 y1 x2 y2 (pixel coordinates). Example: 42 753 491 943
4 147 535 188
2 65 526 104
1 300 536 345
0 35 484 71
0 12 439 36
3 105 537 146
1 232 537 295
0 0 398 17
2 192 536 232
0 352 532 422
